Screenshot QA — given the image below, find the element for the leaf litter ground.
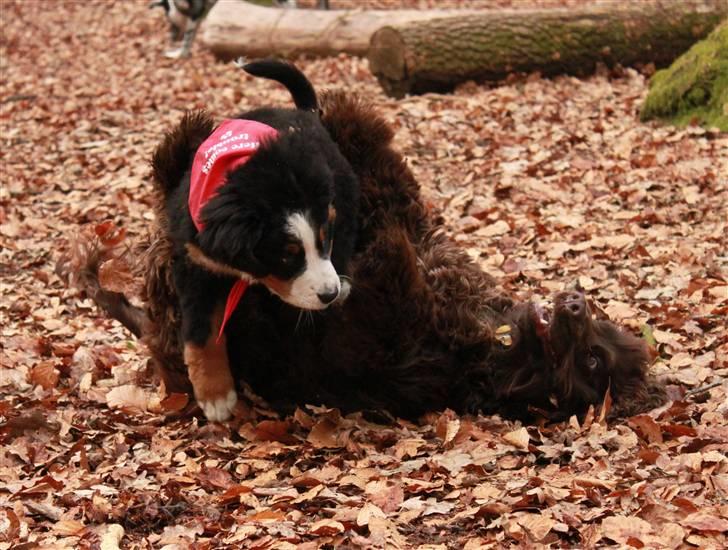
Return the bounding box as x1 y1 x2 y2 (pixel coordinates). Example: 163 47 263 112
1 1 727 548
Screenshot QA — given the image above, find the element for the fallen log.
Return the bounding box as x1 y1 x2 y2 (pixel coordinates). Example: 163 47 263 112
368 0 728 98
200 0 478 59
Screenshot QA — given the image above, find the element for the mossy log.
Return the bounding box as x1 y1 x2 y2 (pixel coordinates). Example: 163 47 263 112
641 20 727 130
368 1 728 98
200 0 477 59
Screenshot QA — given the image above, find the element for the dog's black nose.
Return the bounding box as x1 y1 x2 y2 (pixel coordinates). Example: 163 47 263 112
560 292 585 317
317 288 339 305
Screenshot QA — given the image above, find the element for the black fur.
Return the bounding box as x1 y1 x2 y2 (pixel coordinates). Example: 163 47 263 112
242 59 318 112
152 61 358 416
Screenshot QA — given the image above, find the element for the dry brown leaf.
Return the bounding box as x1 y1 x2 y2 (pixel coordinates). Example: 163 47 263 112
503 427 530 450
98 258 136 294
106 384 150 411
307 417 343 448
683 511 728 533
309 519 345 536
159 392 189 412
99 524 125 550
435 413 461 446
628 415 663 444
518 513 555 542
31 361 59 390
53 519 85 536
356 502 386 527
601 515 652 545
254 419 295 444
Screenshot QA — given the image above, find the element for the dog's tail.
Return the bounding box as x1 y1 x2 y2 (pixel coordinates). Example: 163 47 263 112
241 59 318 112
56 230 149 339
152 110 215 194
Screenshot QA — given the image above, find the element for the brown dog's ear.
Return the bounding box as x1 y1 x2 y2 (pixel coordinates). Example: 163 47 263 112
609 376 667 419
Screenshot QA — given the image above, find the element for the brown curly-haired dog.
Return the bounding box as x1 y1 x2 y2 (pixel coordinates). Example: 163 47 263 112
75 90 665 421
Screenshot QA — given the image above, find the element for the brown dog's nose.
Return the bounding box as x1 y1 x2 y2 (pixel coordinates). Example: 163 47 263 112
559 292 585 317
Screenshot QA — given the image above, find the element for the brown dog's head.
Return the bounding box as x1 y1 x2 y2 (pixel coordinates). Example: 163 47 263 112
536 290 661 415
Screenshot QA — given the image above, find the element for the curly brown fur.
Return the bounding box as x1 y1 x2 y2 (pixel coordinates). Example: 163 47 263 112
134 215 191 395
319 91 430 247
56 230 148 339
152 110 215 194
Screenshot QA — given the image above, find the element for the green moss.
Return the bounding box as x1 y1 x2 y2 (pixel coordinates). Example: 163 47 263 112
641 21 728 131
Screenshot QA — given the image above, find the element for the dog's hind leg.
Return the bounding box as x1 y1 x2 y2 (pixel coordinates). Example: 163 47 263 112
164 19 199 59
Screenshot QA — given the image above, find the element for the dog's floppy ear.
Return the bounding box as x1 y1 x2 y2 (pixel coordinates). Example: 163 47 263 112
196 193 267 277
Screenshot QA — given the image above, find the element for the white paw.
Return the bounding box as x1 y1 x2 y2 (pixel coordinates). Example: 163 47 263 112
164 48 189 59
198 389 237 422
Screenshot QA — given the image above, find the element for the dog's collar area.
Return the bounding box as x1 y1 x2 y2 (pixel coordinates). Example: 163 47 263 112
184 243 257 341
185 243 252 280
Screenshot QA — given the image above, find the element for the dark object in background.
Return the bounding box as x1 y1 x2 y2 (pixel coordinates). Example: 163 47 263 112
72 90 666 422
149 0 218 59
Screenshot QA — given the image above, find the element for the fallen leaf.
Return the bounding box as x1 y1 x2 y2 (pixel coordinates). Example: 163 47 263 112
99 524 125 550
628 415 663 444
518 513 555 542
54 519 85 536
356 502 386 527
106 384 150 411
683 511 728 533
309 518 345 536
160 392 189 412
31 361 59 390
503 427 530 450
601 515 652 545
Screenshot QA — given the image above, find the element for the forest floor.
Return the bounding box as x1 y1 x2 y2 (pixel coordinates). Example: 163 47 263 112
1 1 727 548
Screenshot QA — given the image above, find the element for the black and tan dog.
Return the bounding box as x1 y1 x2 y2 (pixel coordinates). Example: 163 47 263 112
150 1 330 59
150 0 217 59
150 60 358 420
73 89 665 422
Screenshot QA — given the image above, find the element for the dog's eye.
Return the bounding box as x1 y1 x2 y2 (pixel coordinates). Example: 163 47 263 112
282 243 301 263
586 354 600 371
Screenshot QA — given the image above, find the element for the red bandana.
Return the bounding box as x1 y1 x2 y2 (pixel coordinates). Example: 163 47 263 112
189 119 279 341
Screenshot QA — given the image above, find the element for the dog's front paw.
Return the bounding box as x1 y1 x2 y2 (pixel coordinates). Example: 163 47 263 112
164 47 190 59
185 341 237 422
197 388 237 422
